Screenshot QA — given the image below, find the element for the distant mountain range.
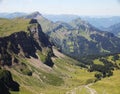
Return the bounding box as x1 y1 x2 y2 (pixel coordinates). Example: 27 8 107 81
44 15 120 29
1 12 120 29
1 12 120 94
0 12 27 18
0 12 120 57
105 23 120 37
24 12 120 57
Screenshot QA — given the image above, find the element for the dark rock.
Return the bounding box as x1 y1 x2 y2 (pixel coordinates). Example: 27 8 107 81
0 19 53 67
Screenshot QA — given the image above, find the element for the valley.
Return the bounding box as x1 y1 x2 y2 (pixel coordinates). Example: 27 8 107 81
0 12 120 94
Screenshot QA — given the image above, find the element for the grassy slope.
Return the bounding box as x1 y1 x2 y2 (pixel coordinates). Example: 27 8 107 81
91 55 120 94
1 18 120 94
91 70 120 94
9 49 95 94
0 18 30 37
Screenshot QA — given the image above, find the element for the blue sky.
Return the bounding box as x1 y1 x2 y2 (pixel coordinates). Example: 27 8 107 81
0 0 120 16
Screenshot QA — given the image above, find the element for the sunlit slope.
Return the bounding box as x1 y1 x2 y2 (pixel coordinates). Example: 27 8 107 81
10 48 95 94
0 18 30 37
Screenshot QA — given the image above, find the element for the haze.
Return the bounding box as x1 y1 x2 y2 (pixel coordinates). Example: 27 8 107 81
0 0 120 16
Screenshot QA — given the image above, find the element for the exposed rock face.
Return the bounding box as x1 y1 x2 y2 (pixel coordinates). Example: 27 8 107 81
0 19 52 66
29 19 51 47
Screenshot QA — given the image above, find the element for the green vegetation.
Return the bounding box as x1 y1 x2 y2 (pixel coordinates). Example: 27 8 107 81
37 50 47 63
0 15 120 94
0 48 120 94
0 18 30 37
94 72 103 80
0 69 19 93
92 70 120 94
37 49 54 67
0 69 12 84
4 49 96 94
40 71 64 86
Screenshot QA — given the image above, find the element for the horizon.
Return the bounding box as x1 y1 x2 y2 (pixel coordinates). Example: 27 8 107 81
0 0 120 16
0 11 120 17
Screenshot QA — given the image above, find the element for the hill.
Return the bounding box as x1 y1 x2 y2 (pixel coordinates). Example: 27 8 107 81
44 15 120 30
1 12 120 31
0 12 120 94
33 13 120 57
105 23 120 37
0 18 30 37
81 16 120 30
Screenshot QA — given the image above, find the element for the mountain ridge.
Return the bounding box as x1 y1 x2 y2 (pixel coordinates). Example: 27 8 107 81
0 12 120 94
31 12 120 57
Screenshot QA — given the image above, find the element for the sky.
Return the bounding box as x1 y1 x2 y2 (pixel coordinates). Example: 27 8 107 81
0 0 120 16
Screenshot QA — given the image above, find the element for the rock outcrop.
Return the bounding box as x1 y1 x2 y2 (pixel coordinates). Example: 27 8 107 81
0 19 53 66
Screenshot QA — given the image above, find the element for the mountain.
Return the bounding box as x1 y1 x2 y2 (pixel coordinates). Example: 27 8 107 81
0 12 120 94
0 17 97 94
34 13 120 57
0 18 55 93
81 16 120 30
44 14 79 22
44 15 120 31
0 18 53 66
0 12 27 19
105 23 120 37
23 11 42 19
1 12 120 31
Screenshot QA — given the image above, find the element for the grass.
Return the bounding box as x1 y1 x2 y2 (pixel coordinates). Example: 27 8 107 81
91 70 120 94
37 50 47 63
67 41 74 52
0 18 30 37
2 49 120 94
78 30 92 41
93 59 104 65
8 49 97 94
79 87 89 94
1 17 119 94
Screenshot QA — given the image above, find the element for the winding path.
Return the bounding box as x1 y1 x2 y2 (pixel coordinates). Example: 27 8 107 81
66 84 97 94
85 84 97 94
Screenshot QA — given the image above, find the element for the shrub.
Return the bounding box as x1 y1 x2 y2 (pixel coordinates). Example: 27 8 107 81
94 72 103 80
112 54 119 61
0 69 19 91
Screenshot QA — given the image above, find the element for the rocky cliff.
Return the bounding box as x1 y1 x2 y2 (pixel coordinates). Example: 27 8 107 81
0 19 53 66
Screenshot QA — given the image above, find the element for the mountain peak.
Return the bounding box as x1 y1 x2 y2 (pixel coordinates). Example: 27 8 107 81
24 11 42 19
31 11 41 16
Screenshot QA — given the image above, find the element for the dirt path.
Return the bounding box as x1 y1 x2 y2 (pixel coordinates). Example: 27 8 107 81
85 84 97 94
66 84 97 94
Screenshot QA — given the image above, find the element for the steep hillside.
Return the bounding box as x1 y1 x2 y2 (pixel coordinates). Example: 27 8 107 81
34 13 120 57
44 15 120 31
81 16 120 30
0 13 120 94
0 19 53 66
0 18 97 93
0 18 54 94
9 48 96 94
106 23 120 37
1 47 120 94
24 12 57 34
